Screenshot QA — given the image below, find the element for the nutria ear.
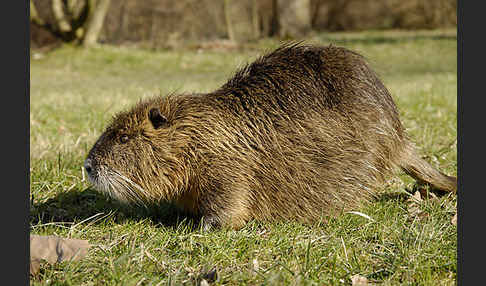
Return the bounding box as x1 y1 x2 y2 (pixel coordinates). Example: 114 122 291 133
148 108 168 129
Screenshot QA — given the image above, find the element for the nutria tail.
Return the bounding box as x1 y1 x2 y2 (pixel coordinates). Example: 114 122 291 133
399 141 457 193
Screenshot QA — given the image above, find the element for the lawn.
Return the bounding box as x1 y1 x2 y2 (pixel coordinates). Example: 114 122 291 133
30 29 457 285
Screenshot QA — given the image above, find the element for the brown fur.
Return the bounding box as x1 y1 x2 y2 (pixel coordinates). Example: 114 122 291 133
85 43 457 229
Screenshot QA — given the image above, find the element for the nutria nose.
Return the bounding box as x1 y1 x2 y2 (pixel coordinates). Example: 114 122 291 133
84 158 93 174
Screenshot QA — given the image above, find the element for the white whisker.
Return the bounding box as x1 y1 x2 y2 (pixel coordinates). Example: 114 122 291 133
109 170 148 207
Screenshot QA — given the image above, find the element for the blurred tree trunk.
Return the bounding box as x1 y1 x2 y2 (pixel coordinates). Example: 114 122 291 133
223 0 235 41
82 0 112 46
52 0 72 33
252 0 260 39
278 0 311 38
270 0 280 36
310 0 324 28
224 0 260 43
30 1 45 26
30 0 111 46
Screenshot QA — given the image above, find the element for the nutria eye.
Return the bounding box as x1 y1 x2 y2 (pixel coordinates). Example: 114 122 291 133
120 134 129 143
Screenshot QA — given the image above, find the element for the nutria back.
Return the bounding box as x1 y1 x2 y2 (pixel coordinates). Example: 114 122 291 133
85 43 456 229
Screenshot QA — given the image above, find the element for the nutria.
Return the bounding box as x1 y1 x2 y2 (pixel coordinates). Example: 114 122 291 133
84 43 456 230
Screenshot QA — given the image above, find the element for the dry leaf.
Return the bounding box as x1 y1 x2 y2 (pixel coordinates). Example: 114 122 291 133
410 190 423 203
451 213 457 225
30 259 42 276
407 191 424 217
351 274 368 285
406 190 434 221
30 235 91 275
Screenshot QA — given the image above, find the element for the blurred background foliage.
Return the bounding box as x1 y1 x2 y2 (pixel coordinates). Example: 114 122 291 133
30 0 457 50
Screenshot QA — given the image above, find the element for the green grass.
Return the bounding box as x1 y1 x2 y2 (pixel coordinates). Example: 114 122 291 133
30 29 457 285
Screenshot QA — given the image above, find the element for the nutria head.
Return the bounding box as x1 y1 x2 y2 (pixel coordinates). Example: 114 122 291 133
84 96 192 206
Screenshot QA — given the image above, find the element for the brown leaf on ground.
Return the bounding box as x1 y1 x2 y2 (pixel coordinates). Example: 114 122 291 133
410 190 423 202
351 274 369 285
30 235 91 275
406 190 437 222
407 191 425 220
30 259 42 276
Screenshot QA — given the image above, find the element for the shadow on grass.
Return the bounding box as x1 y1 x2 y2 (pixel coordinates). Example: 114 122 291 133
31 183 454 232
30 188 201 231
373 191 411 203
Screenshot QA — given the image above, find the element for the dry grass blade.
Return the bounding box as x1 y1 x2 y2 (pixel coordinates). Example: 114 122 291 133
346 211 375 222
